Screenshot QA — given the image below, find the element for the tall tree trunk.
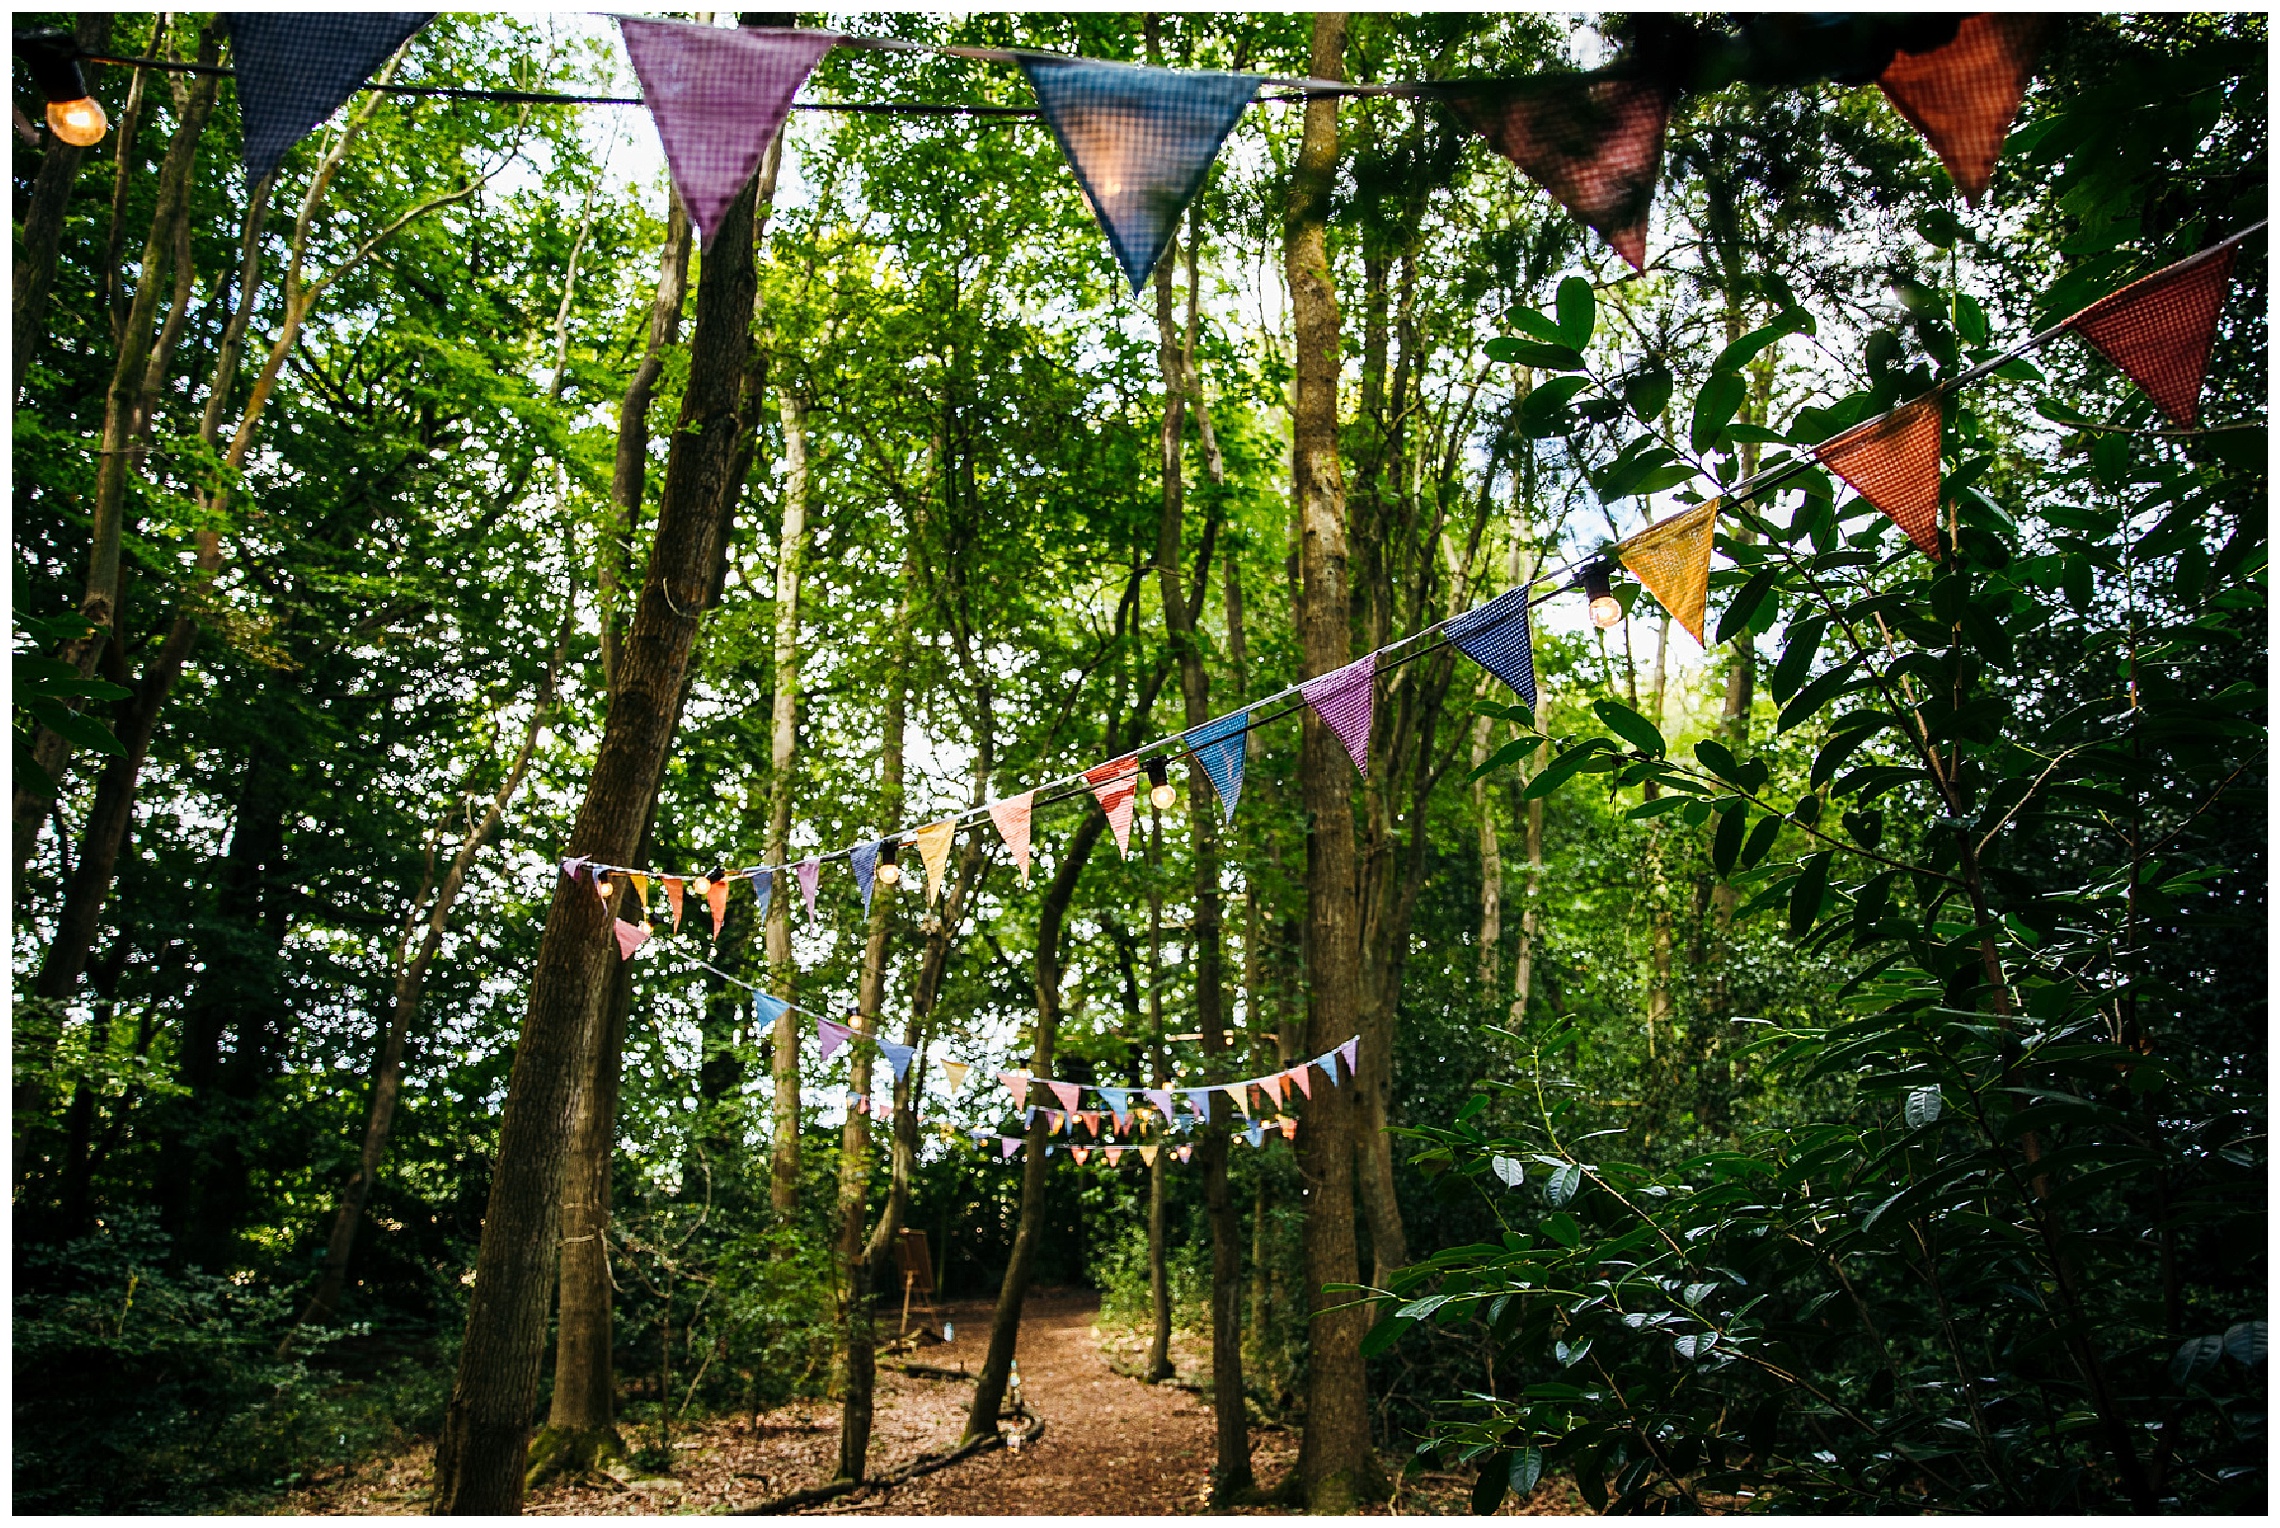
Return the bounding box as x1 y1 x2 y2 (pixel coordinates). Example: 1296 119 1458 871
427 166 765 1517
12 11 114 399
1472 703 1503 988
767 381 812 1218
1284 12 1373 1509
601 195 695 691
1143 809 1174 1384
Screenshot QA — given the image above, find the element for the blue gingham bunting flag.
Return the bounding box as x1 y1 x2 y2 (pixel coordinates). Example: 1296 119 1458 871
226 13 433 183
1184 709 1249 825
1443 587 1539 707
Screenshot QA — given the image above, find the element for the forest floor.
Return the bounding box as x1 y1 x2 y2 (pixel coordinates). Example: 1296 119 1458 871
272 1287 1581 1515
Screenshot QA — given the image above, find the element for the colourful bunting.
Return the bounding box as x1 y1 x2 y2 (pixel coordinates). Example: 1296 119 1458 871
1816 397 1944 557
1225 1082 1253 1119
1183 710 1249 826
629 873 650 910
1105 1146 1126 1167
1259 1072 1287 1107
1186 1088 1214 1123
1300 655 1376 776
613 918 651 960
1287 1064 1313 1100
1245 1121 1264 1149
942 1060 972 1092
1002 1137 1021 1160
818 1017 852 1061
1877 14 2048 206
226 12 434 184
999 1070 1031 1111
560 855 588 883
705 875 731 939
593 871 612 901
989 792 1036 885
1443 586 1539 706
1449 73 1669 272
617 18 833 248
1018 57 1263 294
879 1040 916 1082
795 857 821 920
664 875 685 932
2068 242 2240 428
1317 1047 1343 1086
1079 1110 1102 1139
1145 1087 1175 1119
1340 1036 1359 1077
1085 755 1141 859
851 840 881 913
754 991 790 1029
1140 1144 1159 1167
1098 1085 1131 1117
1047 1110 1066 1135
750 867 774 928
1048 1079 1082 1114
1278 1117 1298 1142
1072 1145 1092 1166
1618 497 1719 645
912 819 956 903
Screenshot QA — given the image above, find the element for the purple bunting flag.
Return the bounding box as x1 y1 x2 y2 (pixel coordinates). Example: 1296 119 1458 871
795 856 821 919
1300 654 1377 776
818 1017 852 1061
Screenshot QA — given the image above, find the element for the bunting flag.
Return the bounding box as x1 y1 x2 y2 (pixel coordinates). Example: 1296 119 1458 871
879 1040 916 1082
1245 1121 1264 1149
1442 586 1539 707
851 840 881 913
795 857 821 920
1140 1144 1160 1167
1098 1085 1131 1118
1186 1087 1214 1123
754 991 790 1030
1002 1137 1022 1160
989 792 1036 886
1079 1110 1102 1138
750 867 774 928
1300 655 1376 776
1145 1087 1176 1119
1085 755 1141 859
1072 1145 1092 1166
1447 72 1669 271
560 855 589 884
1287 1063 1314 1100
1317 1046 1343 1086
999 1070 1031 1111
942 1060 972 1093
1105 1145 1126 1167
664 876 685 932
613 918 651 960
617 18 834 248
1225 1082 1253 1120
912 819 957 903
1617 497 1719 645
226 13 435 183
1048 1079 1082 1114
1259 1071 1287 1107
1175 1144 1193 1164
1047 1110 1066 1135
705 876 732 939
1877 14 2048 205
1018 57 1263 294
1815 397 1944 557
1340 1035 1360 1077
629 873 651 911
1278 1117 1298 1142
1183 711 1249 826
2067 242 2240 428
818 1017 853 1061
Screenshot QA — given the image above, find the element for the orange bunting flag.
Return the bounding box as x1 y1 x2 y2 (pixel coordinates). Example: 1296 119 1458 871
989 792 1035 886
2067 242 2240 428
1617 497 1719 645
664 876 685 932
1878 15 2048 206
1815 397 1944 557
1072 1145 1092 1166
1287 1064 1313 1100
613 918 651 961
1048 1079 1082 1114
1080 1110 1102 1139
1084 755 1140 859
705 875 731 940
912 819 956 904
1449 74 1670 272
1278 1117 1298 1142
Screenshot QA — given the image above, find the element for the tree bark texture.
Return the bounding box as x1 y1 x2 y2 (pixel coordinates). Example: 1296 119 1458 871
602 193 694 693
767 382 813 1219
427 173 763 1517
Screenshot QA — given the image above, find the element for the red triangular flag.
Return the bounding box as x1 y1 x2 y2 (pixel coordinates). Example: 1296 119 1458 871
1877 15 2048 206
2067 242 2239 428
1815 397 1944 557
1449 73 1669 271
613 918 651 961
1085 755 1139 860
1072 1145 1092 1166
663 876 685 932
705 876 731 941
1287 1064 1313 1100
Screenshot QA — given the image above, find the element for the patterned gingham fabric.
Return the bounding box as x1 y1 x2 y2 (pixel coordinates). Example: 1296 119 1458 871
1878 14 2048 205
225 13 433 183
1019 57 1262 294
1617 498 1719 646
748 866 773 927
1442 586 1539 707
1816 397 1944 557
2068 243 2240 428
1084 754 1140 859
1448 74 1669 271
850 839 881 913
1182 709 1249 825
618 18 833 248
1299 655 1377 777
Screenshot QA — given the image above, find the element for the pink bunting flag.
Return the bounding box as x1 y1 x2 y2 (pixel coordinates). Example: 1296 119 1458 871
1001 1137 1021 1160
1175 1144 1193 1164
999 1070 1031 1112
616 18 834 249
664 876 685 932
1339 1035 1359 1078
795 857 821 919
1278 1117 1298 1142
613 918 651 960
1299 654 1376 776
1084 755 1140 860
1106 1146 1125 1167
1287 1064 1313 1100
1259 1071 1287 1107
1145 1087 1176 1119
989 792 1035 886
1080 1110 1102 1139
1048 1079 1082 1115
819 1018 852 1061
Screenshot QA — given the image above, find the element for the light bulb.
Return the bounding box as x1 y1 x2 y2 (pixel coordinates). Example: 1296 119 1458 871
1583 559 1623 629
1150 782 1177 810
877 862 901 887
1145 756 1175 811
47 96 106 147
1589 594 1623 629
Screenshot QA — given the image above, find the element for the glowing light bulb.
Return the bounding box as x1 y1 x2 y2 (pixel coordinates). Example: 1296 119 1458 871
877 841 902 886
1146 757 1175 811
47 95 107 147
1151 782 1178 810
1583 559 1623 629
1589 594 1623 629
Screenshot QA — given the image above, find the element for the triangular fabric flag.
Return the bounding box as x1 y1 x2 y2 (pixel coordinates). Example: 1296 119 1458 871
911 819 956 904
594 871 613 901
1259 1072 1287 1107
1105 1146 1125 1167
613 918 651 960
1339 1035 1360 1077
1079 1110 1102 1139
1001 1137 1021 1160
1287 1064 1314 1100
664 876 685 931
1175 1143 1193 1164
1186 1087 1214 1123
851 840 882 914
1047 1110 1066 1135
1183 711 1249 826
749 867 774 928
1300 655 1376 776
1145 1087 1176 1120
1047 1145 1059 1158
795 857 821 920
2068 242 2240 428
1815 397 1944 557
1279 1117 1298 1142
1317 1047 1343 1087
879 1040 916 1082
1447 73 1669 271
1245 1121 1264 1149
1085 756 1140 860
629 873 651 911
753 991 790 1029
1140 1144 1159 1167
1048 1079 1082 1114
617 18 834 249
1018 57 1263 295
1877 14 2048 206
999 1070 1031 1111
1097 1085 1131 1117
705 876 731 939
226 13 434 184
1072 1145 1092 1166
1225 1082 1253 1120
989 792 1035 886
818 1017 853 1061
1617 498 1719 646
1443 587 1538 707
560 855 590 884
942 1060 972 1093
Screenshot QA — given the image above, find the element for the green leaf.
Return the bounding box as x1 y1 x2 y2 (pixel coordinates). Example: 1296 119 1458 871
1555 275 1596 349
1522 742 1609 800
1544 1164 1583 1207
23 698 125 758
1472 1453 1512 1515
1362 1311 1414 1358
1904 1084 1943 1129
1768 617 1827 703
1488 336 1586 371
1711 323 1786 376
2225 1321 2267 1369
1716 566 1780 644
1738 812 1784 871
1542 1209 1581 1246
2171 1334 2225 1386
1592 699 1665 757
1517 374 1592 436
1691 372 1747 452
1468 733 1545 781
1624 365 1673 423
1512 1445 1544 1499
1398 1293 1454 1321
1507 306 1567 344
1712 804 1748 876
1778 657 1862 733
1788 852 1832 936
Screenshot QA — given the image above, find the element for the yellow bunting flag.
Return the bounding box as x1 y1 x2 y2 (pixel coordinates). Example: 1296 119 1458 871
630 873 650 912
1226 1082 1253 1119
1139 1143 1159 1167
1618 497 1718 645
941 1060 971 1093
664 877 684 932
911 819 956 903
